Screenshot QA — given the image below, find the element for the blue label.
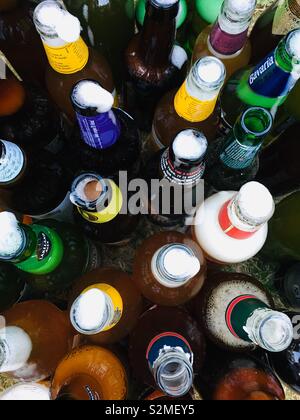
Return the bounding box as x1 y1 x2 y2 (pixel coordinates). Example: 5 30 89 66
220 139 262 169
76 110 121 150
248 51 297 99
146 332 193 369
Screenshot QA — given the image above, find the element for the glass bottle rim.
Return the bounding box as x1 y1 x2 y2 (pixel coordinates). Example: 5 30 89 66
240 107 273 138
192 57 226 91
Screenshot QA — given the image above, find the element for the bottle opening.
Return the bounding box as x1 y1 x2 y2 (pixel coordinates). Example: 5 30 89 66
241 107 273 138
71 80 114 114
259 313 294 353
156 355 193 397
194 57 226 90
286 29 300 62
70 173 108 211
172 130 208 162
0 212 25 260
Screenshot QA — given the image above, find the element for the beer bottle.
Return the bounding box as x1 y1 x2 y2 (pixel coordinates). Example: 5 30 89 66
33 0 115 123
0 0 46 86
193 0 256 80
144 129 208 227
124 0 188 131
0 382 50 401
70 79 140 179
196 271 293 352
150 57 225 151
0 212 101 293
70 173 139 245
64 0 135 87
263 191 300 261
270 312 300 394
51 346 127 400
193 182 275 264
206 107 273 192
0 300 73 381
129 306 206 397
219 29 300 133
186 0 224 55
68 267 143 345
250 0 300 64
133 231 206 306
197 343 285 400
255 123 300 196
0 262 25 312
136 0 189 49
0 139 73 222
0 79 65 156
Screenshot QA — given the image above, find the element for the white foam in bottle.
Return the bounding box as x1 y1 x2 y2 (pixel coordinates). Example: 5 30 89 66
0 383 50 401
0 326 32 374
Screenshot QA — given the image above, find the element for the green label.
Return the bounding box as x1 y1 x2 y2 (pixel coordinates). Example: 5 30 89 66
15 225 64 275
220 139 262 169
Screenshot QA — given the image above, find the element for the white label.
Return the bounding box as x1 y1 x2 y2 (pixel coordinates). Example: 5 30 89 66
29 192 74 223
0 140 24 184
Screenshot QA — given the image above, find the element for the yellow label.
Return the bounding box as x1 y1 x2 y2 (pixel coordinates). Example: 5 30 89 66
82 283 123 332
272 0 300 36
174 82 217 123
43 37 89 74
78 180 123 224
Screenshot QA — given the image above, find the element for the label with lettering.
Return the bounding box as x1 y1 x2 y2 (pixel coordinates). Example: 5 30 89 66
76 111 121 150
43 37 89 74
219 200 258 240
80 283 123 332
77 181 123 224
272 0 300 36
220 139 262 169
0 140 24 184
174 82 218 122
160 149 205 185
146 332 193 369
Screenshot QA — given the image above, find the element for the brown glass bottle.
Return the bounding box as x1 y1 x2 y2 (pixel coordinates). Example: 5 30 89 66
133 231 206 306
129 306 206 397
52 346 127 400
250 0 300 64
151 56 225 151
68 267 143 346
0 0 47 86
1 300 73 381
124 0 187 131
33 0 115 123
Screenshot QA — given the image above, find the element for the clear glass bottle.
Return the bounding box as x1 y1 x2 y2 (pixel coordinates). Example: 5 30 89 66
193 181 275 264
150 56 225 151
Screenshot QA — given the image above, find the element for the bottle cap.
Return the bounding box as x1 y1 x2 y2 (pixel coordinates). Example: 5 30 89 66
172 129 208 163
71 80 114 113
0 212 24 259
236 182 275 226
70 288 109 335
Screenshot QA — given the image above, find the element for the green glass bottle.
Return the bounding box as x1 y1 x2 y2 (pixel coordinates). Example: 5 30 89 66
65 0 135 87
0 212 101 292
187 0 224 55
219 29 300 133
0 262 26 312
263 192 300 261
206 107 273 191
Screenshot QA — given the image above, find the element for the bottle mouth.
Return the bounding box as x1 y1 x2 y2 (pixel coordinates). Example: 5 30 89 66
193 57 226 91
70 173 109 212
150 0 180 10
285 29 300 63
258 313 294 353
172 129 208 163
223 0 256 22
156 354 194 397
240 107 273 138
71 79 114 114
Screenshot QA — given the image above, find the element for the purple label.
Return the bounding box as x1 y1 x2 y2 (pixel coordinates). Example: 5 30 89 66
76 110 121 150
209 22 248 56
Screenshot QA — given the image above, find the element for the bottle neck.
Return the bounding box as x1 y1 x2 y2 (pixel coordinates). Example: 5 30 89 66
139 0 178 67
0 140 26 185
147 332 194 397
225 295 293 352
209 0 254 56
0 326 32 374
151 244 201 288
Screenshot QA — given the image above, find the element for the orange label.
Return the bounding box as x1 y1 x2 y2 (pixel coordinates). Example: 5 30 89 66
174 81 217 123
43 37 89 74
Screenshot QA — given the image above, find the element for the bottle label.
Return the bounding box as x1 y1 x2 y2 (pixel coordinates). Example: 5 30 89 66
219 200 258 239
28 192 73 223
238 51 297 106
210 23 248 56
146 332 193 369
76 111 121 150
174 82 218 123
80 283 123 332
15 225 64 275
220 139 262 169
0 140 24 184
272 0 300 36
42 37 89 74
225 295 269 341
77 181 123 224
160 149 205 185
